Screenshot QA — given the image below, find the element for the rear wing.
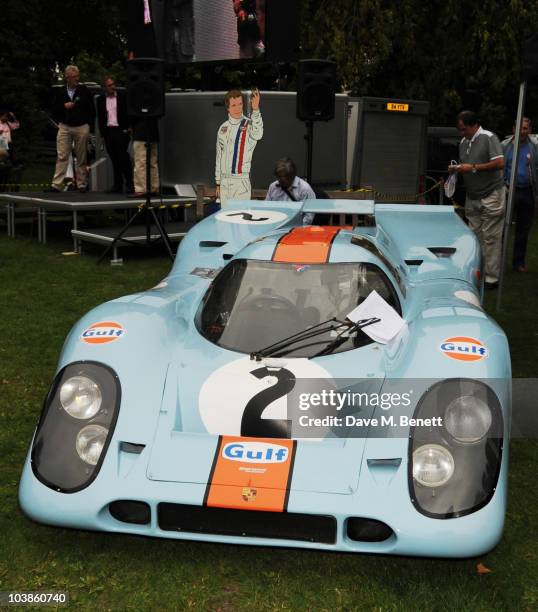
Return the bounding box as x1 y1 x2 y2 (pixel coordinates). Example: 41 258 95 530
302 199 375 215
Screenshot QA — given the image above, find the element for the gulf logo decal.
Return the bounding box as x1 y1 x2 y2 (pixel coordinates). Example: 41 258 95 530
222 441 289 464
81 321 125 344
204 436 296 512
440 336 488 361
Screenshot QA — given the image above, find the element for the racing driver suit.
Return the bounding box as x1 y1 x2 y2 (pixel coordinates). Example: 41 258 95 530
215 109 263 208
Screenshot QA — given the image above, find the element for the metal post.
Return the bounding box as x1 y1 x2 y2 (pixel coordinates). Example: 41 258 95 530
497 81 527 311
7 202 14 236
73 210 79 253
305 120 314 184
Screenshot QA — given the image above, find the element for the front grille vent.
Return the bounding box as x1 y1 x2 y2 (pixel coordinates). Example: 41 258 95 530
158 503 336 544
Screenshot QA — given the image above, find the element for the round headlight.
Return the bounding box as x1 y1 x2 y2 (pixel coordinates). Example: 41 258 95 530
76 424 108 465
413 444 454 488
445 395 492 443
60 376 102 419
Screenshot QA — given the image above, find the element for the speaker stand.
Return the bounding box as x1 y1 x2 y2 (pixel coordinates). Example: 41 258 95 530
97 138 174 264
303 120 314 184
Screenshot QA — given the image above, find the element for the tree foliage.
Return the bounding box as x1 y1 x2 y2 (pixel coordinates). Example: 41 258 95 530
0 0 125 161
1 0 536 162
301 0 538 132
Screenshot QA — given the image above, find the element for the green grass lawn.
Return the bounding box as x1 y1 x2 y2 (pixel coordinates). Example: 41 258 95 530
0 226 537 611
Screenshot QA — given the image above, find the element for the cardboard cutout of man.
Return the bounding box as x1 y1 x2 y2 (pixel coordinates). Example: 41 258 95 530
215 89 263 208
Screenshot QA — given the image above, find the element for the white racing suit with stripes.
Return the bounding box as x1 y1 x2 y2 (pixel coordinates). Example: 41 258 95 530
215 109 263 208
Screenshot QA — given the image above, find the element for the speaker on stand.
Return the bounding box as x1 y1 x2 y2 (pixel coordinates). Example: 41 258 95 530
296 60 336 184
126 57 165 117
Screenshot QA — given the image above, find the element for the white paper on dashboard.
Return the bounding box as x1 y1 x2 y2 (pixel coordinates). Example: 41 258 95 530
346 290 406 344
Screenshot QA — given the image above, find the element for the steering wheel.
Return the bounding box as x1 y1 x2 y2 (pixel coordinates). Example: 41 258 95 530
238 294 301 324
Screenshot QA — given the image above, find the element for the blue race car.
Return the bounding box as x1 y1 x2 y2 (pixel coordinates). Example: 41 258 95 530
19 200 510 557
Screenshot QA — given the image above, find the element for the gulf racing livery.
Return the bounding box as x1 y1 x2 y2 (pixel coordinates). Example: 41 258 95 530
215 109 263 207
19 199 511 558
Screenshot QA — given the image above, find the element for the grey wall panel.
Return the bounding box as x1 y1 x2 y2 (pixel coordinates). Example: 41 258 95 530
359 114 422 194
160 91 348 189
352 97 429 201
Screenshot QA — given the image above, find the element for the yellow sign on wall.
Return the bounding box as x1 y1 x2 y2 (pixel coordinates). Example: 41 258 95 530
386 103 409 112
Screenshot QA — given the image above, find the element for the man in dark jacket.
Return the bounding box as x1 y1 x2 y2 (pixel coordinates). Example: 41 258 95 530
49 65 95 192
96 76 134 193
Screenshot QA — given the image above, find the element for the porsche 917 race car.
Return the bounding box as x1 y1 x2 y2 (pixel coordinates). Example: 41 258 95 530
19 200 511 558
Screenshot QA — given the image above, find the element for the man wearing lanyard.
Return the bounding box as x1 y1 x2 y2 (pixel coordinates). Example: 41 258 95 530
448 110 505 290
96 76 134 194
502 117 537 273
265 157 316 224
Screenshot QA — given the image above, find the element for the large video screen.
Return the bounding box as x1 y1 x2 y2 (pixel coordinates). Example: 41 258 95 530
163 0 266 64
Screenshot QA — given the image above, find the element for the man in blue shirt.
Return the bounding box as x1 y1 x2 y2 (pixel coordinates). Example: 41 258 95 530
265 157 316 224
502 117 537 272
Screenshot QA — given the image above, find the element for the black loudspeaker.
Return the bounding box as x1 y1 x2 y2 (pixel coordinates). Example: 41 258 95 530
523 33 538 80
296 60 336 122
126 58 165 117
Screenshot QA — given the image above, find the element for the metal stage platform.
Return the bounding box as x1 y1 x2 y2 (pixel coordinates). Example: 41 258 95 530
0 191 195 252
72 221 195 261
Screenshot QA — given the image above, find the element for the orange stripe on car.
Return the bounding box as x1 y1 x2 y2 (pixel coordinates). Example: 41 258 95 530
272 226 349 264
204 436 297 512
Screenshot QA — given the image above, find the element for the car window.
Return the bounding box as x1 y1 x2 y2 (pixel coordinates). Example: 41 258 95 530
197 260 400 357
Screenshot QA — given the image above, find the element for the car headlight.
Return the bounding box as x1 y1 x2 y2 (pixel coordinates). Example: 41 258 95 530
445 395 492 443
60 376 102 419
408 379 504 519
76 424 109 465
31 362 120 492
412 444 454 487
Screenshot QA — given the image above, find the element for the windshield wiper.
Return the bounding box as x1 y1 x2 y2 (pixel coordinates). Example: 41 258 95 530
310 317 381 358
250 318 345 361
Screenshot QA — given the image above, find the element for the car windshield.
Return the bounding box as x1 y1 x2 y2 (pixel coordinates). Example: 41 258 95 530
198 260 400 358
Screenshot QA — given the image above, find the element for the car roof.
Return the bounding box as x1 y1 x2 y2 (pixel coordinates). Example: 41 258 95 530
237 226 381 266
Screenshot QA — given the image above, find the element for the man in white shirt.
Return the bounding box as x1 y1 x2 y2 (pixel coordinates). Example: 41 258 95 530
266 157 316 224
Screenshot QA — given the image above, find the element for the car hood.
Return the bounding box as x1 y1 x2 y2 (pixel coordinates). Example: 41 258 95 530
147 344 386 495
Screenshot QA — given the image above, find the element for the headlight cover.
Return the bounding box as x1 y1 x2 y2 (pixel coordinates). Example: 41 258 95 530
408 379 504 519
76 424 109 465
444 395 492 443
60 375 102 419
412 444 455 488
31 362 120 492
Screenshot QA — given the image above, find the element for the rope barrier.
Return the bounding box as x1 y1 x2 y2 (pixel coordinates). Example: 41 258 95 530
344 179 444 202
1 181 445 204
